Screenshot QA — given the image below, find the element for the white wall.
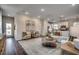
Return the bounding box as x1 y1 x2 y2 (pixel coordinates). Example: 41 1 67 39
70 26 79 38
15 15 30 40
70 22 79 38
14 15 46 40
33 19 42 34
41 20 48 36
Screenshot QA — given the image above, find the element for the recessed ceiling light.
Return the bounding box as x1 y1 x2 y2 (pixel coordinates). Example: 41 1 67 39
25 12 29 15
41 8 45 12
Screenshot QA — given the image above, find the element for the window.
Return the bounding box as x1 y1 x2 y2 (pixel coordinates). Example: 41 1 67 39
53 24 59 30
73 22 79 26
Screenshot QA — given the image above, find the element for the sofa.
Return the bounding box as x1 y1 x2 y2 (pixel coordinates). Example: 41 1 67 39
31 31 40 38
22 31 40 40
47 31 70 44
22 32 31 40
58 31 69 44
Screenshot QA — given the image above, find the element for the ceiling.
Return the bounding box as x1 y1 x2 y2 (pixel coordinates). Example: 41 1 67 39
0 4 79 21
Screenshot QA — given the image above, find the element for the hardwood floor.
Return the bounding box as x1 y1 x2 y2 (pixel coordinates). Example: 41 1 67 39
4 38 27 55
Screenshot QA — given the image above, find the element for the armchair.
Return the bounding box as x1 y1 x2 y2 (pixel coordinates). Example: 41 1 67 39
22 32 31 40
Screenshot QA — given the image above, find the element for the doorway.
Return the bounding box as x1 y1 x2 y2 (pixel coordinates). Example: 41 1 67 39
6 23 12 37
2 16 14 38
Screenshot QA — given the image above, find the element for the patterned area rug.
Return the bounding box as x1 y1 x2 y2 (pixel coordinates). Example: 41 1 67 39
18 37 61 55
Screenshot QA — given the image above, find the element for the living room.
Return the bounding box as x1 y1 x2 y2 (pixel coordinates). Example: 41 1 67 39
0 4 79 55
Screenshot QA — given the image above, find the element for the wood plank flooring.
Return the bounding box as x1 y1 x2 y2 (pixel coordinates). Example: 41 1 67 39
4 38 27 55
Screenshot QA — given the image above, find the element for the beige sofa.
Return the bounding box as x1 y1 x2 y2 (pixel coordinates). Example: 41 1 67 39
22 31 40 40
31 31 40 38
22 32 31 40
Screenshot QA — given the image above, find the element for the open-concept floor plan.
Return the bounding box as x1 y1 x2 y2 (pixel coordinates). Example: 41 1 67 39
0 4 79 55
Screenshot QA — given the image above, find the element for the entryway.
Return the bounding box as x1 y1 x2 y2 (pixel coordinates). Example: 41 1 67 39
6 23 13 37
2 16 15 38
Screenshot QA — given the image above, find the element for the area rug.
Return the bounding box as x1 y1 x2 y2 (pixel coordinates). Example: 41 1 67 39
18 37 61 55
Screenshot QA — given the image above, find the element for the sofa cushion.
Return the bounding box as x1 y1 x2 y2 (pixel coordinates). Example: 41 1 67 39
26 32 31 35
